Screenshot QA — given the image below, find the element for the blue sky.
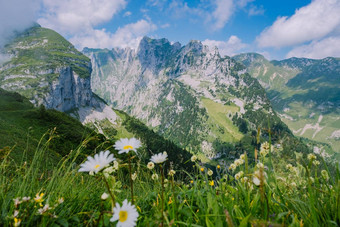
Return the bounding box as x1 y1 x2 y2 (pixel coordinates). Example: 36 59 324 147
2 0 340 60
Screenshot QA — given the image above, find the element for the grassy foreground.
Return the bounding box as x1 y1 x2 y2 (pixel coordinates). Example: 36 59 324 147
0 132 339 226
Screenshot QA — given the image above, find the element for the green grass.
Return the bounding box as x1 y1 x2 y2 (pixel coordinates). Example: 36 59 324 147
0 132 338 226
201 97 243 142
0 89 104 164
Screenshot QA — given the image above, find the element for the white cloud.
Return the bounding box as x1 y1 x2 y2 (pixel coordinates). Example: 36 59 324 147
257 0 340 48
248 5 264 16
38 0 127 35
69 20 157 49
38 0 157 49
211 0 234 31
0 0 40 47
286 36 340 59
202 35 247 56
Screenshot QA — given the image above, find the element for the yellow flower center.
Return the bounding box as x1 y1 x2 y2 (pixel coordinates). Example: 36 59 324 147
95 164 100 169
123 145 133 150
119 210 128 222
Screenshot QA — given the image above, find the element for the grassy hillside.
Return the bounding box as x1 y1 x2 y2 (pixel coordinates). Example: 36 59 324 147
234 53 340 156
0 88 194 173
0 88 105 164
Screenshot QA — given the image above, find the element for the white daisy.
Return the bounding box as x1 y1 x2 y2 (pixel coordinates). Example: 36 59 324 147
110 199 139 227
150 152 168 164
78 150 115 173
114 138 142 154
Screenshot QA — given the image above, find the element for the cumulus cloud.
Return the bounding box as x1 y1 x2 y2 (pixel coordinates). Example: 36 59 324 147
38 0 157 49
0 0 40 47
286 36 340 59
38 0 127 35
257 0 340 48
69 20 157 49
202 35 247 56
211 0 234 31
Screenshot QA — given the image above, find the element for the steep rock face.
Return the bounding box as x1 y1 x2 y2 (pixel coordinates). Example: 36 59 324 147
0 25 95 112
234 53 340 156
45 67 92 111
0 25 119 126
84 37 294 159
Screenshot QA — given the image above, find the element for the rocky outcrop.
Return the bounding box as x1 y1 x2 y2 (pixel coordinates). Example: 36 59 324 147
84 37 288 158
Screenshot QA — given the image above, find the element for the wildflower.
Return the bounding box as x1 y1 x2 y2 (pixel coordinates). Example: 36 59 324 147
110 199 139 226
13 198 21 207
164 179 169 187
191 155 197 162
207 169 213 176
14 218 21 227
217 165 221 169
168 170 176 176
229 163 236 171
321 170 329 181
22 197 30 202
307 153 316 161
200 167 204 172
313 160 320 166
101 192 109 200
257 162 264 169
150 152 168 164
131 172 137 181
190 180 194 184
235 171 244 180
240 154 245 160
151 173 159 180
13 210 19 218
58 197 64 204
168 197 173 204
78 150 115 174
253 176 260 186
114 138 142 154
241 177 248 183
146 162 154 170
34 193 44 203
234 159 244 166
209 180 214 186
252 170 267 186
38 204 50 214
260 142 270 151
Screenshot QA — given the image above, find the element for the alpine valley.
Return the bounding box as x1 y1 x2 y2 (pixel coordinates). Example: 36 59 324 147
83 37 313 162
233 53 340 158
1 25 335 165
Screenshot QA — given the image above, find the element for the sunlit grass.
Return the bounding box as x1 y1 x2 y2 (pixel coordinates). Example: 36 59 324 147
1 131 339 226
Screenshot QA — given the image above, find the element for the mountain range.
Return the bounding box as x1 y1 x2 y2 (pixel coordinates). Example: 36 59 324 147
233 53 340 157
0 25 193 170
2 24 337 166
83 37 310 161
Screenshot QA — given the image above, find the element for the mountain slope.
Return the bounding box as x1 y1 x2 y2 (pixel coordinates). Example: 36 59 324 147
84 37 308 160
0 27 193 171
234 53 340 156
